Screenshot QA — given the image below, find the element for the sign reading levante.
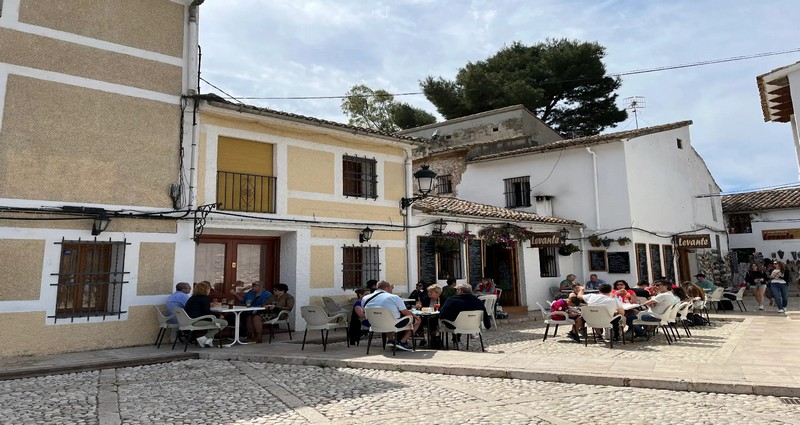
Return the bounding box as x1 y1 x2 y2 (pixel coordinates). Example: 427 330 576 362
529 232 562 247
676 234 711 248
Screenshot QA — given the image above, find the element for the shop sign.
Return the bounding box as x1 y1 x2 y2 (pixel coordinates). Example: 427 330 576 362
676 234 711 248
529 232 562 247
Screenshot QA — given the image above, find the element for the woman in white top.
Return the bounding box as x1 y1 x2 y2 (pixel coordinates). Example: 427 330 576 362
770 261 788 313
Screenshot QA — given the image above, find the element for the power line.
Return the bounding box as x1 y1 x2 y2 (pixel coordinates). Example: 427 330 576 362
203 47 800 101
696 181 800 198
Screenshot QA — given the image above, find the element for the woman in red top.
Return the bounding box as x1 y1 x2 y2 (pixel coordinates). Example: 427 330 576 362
612 280 638 304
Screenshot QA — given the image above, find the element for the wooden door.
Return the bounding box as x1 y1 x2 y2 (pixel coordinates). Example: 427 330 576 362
194 236 280 300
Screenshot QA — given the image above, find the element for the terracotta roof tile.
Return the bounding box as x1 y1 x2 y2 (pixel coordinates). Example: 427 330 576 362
470 121 693 161
722 187 800 213
413 196 582 225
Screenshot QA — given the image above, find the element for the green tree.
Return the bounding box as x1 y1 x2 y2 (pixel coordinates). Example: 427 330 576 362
421 39 627 137
341 84 436 132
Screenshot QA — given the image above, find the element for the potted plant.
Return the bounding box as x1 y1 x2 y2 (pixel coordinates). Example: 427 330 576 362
434 230 473 252
600 237 613 248
616 237 631 246
478 224 534 249
558 243 581 256
588 235 602 247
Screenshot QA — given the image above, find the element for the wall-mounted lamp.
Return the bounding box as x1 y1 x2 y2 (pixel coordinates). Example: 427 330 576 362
432 219 447 235
559 227 569 245
359 226 373 243
92 215 111 236
400 165 437 210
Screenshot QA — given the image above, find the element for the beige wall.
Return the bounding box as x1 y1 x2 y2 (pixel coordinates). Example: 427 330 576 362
0 215 177 233
310 245 334 288
384 247 408 287
0 239 45 301
0 28 182 95
0 306 156 358
0 76 179 207
288 198 403 222
19 0 185 58
383 161 406 201
137 243 176 296
287 146 334 194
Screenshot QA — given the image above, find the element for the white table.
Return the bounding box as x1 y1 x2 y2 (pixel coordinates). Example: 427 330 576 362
211 306 264 347
623 303 640 311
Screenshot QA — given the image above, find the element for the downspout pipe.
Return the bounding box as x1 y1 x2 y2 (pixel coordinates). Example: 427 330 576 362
186 1 203 208
585 147 600 229
403 149 414 294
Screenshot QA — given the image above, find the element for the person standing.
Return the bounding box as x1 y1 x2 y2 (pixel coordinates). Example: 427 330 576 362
745 263 768 310
770 261 789 313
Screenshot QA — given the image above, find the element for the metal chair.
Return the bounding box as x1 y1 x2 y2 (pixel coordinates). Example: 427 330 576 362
440 310 485 351
535 301 575 342
171 307 223 352
153 305 179 348
264 309 293 343
300 305 347 351
364 307 416 356
477 294 497 330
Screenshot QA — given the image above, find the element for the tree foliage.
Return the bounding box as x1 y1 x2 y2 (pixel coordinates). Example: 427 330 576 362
341 84 436 132
420 39 627 137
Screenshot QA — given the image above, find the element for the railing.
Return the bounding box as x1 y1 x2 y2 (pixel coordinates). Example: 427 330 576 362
216 171 277 213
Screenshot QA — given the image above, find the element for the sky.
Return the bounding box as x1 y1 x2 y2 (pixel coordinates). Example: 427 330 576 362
197 0 800 193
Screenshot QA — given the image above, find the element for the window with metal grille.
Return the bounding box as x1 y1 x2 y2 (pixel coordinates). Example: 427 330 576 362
436 175 453 194
342 246 381 289
437 246 464 280
504 176 531 208
343 155 377 199
52 238 129 322
539 247 558 277
727 213 752 234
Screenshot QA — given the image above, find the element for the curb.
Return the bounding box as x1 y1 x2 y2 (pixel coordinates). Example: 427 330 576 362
0 352 197 381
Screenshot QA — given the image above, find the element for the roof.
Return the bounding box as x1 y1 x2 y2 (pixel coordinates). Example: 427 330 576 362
412 196 582 225
470 120 693 162
396 104 535 135
756 60 800 123
722 187 800 213
196 94 426 145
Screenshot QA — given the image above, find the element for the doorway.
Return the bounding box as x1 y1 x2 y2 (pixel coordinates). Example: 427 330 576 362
194 236 280 300
484 244 521 306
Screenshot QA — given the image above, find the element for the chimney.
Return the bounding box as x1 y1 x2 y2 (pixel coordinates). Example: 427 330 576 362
535 195 553 217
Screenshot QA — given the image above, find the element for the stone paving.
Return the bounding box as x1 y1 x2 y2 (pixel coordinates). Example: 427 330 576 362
2 359 800 425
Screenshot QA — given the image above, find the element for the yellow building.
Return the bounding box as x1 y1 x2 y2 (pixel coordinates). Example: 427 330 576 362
194 96 423 326
0 0 202 357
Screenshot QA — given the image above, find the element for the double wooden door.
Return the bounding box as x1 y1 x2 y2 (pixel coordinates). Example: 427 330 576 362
194 236 280 300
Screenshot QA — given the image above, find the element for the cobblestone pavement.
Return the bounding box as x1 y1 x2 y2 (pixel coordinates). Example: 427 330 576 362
2 359 800 425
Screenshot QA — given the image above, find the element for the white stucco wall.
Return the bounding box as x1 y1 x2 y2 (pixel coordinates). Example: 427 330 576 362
727 208 800 262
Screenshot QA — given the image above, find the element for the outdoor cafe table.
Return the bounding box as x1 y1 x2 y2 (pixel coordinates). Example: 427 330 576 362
411 308 440 347
210 305 264 347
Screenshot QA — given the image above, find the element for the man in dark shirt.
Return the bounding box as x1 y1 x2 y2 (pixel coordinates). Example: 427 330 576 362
439 283 491 330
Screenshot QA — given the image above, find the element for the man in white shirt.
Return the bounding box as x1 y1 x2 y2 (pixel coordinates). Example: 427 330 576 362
362 280 420 351
631 280 678 338
577 283 624 341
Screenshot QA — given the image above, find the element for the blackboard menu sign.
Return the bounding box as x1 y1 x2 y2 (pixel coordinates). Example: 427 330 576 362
418 236 437 285
468 239 483 287
589 250 607 271
636 243 649 283
607 252 631 274
663 245 675 283
650 244 663 282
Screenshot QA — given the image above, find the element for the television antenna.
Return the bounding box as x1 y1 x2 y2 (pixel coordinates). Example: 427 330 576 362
623 96 646 129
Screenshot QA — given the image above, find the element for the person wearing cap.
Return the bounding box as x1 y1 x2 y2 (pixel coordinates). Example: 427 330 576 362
694 273 715 293
630 280 678 339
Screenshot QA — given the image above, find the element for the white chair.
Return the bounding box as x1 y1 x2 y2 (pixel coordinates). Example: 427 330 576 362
322 296 349 322
579 307 624 348
440 310 485 351
724 287 747 312
171 307 223 352
477 294 497 330
630 303 679 345
300 305 348 351
663 302 683 341
265 309 293 343
364 307 415 356
673 302 693 338
153 305 179 348
707 287 725 313
535 301 575 342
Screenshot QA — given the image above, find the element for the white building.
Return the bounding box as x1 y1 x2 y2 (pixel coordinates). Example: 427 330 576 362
756 60 800 180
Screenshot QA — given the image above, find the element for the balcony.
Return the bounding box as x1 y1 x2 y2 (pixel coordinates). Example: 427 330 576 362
216 171 276 213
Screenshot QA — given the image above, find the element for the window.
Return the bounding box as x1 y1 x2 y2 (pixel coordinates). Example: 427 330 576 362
342 246 380 288
677 138 683 149
727 213 752 234
539 247 558 277
53 239 128 321
504 176 531 208
343 156 377 199
437 246 464 280
436 175 453 194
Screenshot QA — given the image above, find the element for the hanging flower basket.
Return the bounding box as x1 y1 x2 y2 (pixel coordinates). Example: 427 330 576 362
588 234 614 248
478 224 534 249
617 237 631 246
434 230 473 252
558 243 581 256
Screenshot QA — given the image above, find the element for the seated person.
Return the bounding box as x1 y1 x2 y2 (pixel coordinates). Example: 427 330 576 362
559 274 577 292
366 279 379 294
409 280 427 300
576 283 624 341
682 280 706 301
584 274 606 290
694 273 715 293
440 284 492 342
250 283 295 342
230 282 271 342
632 280 652 299
631 280 679 338
672 285 692 302
612 280 638 305
441 277 457 302
549 296 584 343
347 287 370 345
362 280 421 352
476 277 496 295
183 281 229 348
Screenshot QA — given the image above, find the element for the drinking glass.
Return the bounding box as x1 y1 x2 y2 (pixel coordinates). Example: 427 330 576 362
246 300 252 307
434 303 440 311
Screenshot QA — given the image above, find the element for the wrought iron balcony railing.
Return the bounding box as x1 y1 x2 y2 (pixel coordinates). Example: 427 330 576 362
216 171 277 213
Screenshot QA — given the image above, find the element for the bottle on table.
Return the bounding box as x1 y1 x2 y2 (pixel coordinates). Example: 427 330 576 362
415 298 422 310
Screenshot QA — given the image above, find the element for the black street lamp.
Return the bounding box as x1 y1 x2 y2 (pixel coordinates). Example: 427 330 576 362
400 165 437 210
359 227 373 243
559 227 569 245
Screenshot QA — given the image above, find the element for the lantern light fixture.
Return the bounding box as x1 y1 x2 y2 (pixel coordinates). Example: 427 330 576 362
359 226 373 243
400 165 437 210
